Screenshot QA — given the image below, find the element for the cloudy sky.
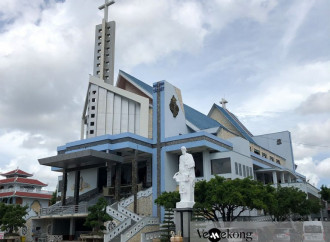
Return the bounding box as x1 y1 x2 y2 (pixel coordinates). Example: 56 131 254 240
0 0 329 190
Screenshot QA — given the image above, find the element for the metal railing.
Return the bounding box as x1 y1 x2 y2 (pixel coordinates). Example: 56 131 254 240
0 187 52 194
121 217 159 242
40 204 88 216
277 182 320 198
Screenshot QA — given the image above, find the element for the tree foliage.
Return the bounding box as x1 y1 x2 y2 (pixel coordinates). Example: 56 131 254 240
154 191 180 209
0 203 28 235
154 191 179 242
320 185 330 202
84 198 112 234
194 176 268 222
267 186 321 221
50 189 57 205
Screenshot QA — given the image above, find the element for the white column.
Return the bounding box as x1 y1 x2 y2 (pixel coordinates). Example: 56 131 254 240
288 175 292 183
203 151 211 181
272 171 278 185
281 172 285 184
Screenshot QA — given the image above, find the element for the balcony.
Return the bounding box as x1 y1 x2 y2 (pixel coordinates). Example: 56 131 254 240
0 187 53 195
40 204 88 217
274 182 320 198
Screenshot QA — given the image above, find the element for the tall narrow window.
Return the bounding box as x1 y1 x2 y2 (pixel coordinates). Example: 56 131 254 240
239 164 242 176
243 165 246 177
235 162 238 175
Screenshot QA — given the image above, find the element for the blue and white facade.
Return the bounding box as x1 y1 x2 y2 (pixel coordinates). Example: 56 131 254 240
35 5 321 240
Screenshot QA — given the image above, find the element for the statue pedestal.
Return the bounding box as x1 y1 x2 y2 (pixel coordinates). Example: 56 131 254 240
174 208 193 242
176 201 195 209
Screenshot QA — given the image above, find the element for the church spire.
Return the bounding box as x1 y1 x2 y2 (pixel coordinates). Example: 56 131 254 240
93 0 116 85
98 0 115 22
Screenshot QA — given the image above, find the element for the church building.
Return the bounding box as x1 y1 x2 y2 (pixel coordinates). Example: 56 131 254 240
35 1 320 241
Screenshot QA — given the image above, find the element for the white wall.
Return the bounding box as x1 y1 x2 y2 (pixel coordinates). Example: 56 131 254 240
253 131 295 171
66 168 98 197
207 137 254 180
164 152 179 192
85 77 149 139
163 81 188 138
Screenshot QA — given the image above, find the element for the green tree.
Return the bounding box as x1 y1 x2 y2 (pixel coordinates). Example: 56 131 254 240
84 197 112 234
0 204 28 235
50 189 57 205
154 191 180 242
320 185 330 202
194 176 268 222
0 203 7 226
267 186 321 221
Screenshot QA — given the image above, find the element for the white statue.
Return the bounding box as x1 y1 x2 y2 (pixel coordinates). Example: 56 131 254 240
173 146 195 208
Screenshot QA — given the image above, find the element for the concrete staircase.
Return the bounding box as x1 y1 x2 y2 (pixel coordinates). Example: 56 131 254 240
104 187 159 242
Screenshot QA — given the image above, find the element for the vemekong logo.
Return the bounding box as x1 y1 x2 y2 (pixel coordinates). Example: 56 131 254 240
197 228 253 242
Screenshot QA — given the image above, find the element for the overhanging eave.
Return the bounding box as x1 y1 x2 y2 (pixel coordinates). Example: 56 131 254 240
38 149 123 170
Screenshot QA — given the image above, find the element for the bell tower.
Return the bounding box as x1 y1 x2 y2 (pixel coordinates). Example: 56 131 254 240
93 0 116 85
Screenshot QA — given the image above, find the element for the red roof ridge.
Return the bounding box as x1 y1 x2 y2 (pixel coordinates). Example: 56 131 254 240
0 177 47 186
1 168 33 177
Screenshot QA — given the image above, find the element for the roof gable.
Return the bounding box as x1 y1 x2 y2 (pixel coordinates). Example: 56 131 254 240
117 70 153 97
1 169 32 178
211 104 256 144
184 104 222 130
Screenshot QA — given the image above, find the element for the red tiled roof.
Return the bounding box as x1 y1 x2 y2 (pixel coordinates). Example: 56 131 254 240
0 177 47 186
1 169 32 177
15 191 52 199
0 192 14 197
0 191 51 199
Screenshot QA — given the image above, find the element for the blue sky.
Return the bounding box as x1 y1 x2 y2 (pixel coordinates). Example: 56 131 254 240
0 0 329 190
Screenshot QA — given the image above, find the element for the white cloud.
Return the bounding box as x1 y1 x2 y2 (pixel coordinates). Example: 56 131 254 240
0 131 58 191
296 90 330 114
281 0 316 54
238 61 330 116
296 157 330 187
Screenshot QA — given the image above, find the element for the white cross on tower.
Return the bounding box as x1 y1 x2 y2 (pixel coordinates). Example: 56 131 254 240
98 0 115 22
220 98 228 109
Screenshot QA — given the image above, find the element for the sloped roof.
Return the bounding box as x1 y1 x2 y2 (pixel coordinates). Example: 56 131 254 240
118 71 222 131
184 104 222 130
119 70 153 95
214 104 256 144
1 169 32 177
0 177 47 186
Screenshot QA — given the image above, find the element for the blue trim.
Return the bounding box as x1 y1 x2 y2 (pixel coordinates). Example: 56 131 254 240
64 142 153 154
161 149 165 193
250 152 293 171
65 144 111 153
152 149 158 217
57 146 66 152
109 142 153 154
58 133 153 151
160 148 166 222
252 160 271 169
163 140 229 153
164 131 233 148
51 167 62 171
152 83 158 143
